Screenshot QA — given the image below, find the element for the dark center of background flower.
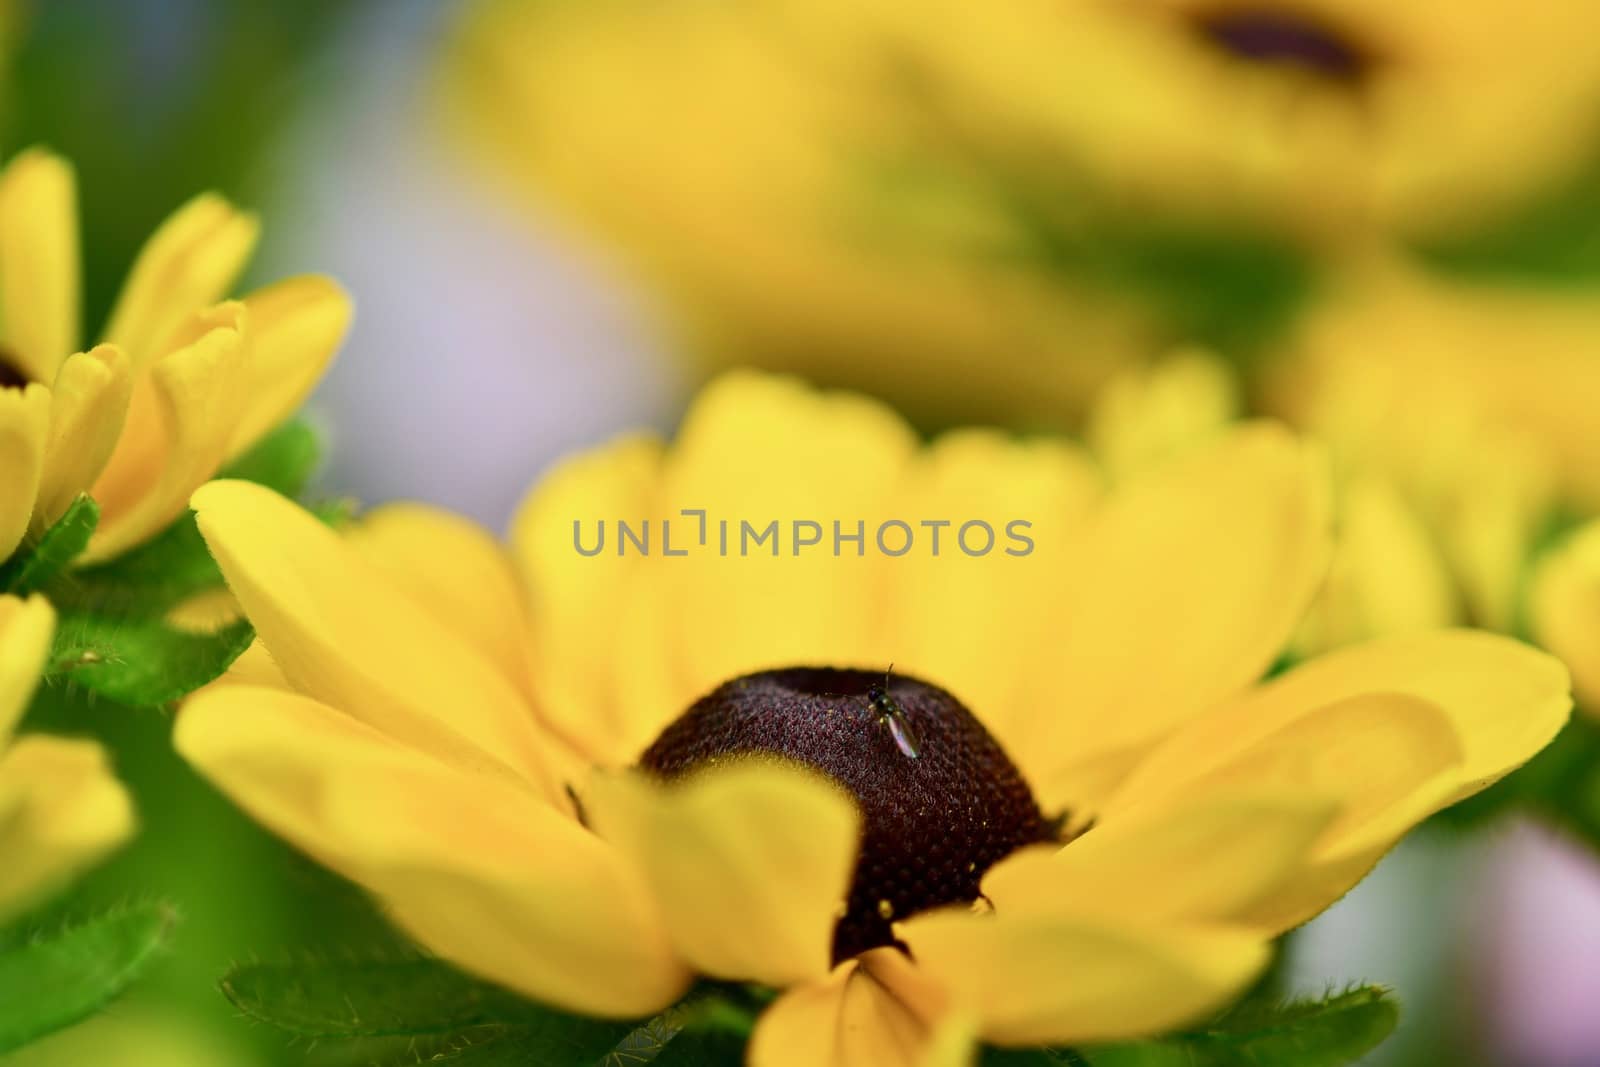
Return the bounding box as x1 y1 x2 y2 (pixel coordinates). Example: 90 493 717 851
1191 8 1370 82
639 667 1056 963
0 348 28 390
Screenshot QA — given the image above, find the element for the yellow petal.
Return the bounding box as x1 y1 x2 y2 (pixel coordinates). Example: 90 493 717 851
177 684 688 1017
190 480 560 801
1084 349 1238 481
0 382 50 560
0 148 79 383
0 735 134 922
656 371 917 696
1117 631 1570 814
512 432 669 765
1110 692 1469 931
983 791 1338 926
226 275 351 459
1022 424 1331 811
880 429 1101 762
101 193 259 368
901 908 1270 1046
87 308 251 562
749 950 945 1067
1532 519 1600 715
0 594 55 744
33 345 134 531
347 502 534 703
196 639 288 694
585 760 861 986
1294 476 1460 655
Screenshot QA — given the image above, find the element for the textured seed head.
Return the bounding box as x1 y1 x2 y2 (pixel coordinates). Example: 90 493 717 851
639 667 1056 962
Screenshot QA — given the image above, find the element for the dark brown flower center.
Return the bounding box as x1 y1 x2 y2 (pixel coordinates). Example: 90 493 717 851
639 667 1056 963
1192 8 1370 82
0 348 28 390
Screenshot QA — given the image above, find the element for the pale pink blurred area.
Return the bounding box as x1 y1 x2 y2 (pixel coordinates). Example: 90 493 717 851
1474 822 1600 1067
253 0 686 529
1288 830 1492 1065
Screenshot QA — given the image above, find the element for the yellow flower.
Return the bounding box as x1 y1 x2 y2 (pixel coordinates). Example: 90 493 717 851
176 374 1568 1062
1265 254 1600 631
441 0 1168 426
1533 522 1600 717
0 594 134 919
0 148 351 566
774 0 1600 239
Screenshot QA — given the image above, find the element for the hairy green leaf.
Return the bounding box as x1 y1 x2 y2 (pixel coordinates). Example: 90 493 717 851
0 902 177 1053
222 957 538 1039
49 614 253 706
0 496 99 595
1082 986 1399 1067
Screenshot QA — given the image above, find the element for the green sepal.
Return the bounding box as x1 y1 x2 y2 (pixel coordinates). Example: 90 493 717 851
48 614 254 707
0 496 100 595
1073 985 1399 1067
0 901 178 1054
220 418 322 499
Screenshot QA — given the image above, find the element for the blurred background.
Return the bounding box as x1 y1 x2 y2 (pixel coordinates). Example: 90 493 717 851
5 1 1600 1064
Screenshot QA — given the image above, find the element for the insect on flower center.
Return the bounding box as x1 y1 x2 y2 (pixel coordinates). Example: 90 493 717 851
1191 7 1371 82
639 667 1057 963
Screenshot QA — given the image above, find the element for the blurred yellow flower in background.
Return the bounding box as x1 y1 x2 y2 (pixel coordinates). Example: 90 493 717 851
1533 523 1600 717
784 0 1600 239
0 148 351 566
176 374 1567 1063
0 594 132 920
1265 255 1600 632
442 0 1190 427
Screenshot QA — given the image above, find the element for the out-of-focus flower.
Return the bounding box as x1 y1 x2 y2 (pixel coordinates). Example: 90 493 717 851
1083 348 1239 481
1532 522 1600 716
779 0 1600 239
1092 353 1458 653
0 148 351 566
441 0 1182 427
1265 255 1600 632
177 374 1568 1063
0 594 133 920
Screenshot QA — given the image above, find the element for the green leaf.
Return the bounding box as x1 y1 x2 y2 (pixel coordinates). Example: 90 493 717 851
0 902 177 1053
1081 986 1399 1067
222 957 542 1039
223 418 322 498
49 614 254 706
226 957 639 1065
0 496 100 595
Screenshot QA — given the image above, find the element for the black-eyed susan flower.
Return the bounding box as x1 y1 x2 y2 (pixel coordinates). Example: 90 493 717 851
779 0 1600 240
441 0 1169 427
0 148 350 566
0 594 132 918
176 374 1568 1062
1264 254 1600 633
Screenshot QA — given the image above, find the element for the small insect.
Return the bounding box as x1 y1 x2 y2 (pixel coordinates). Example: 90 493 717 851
867 665 921 760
